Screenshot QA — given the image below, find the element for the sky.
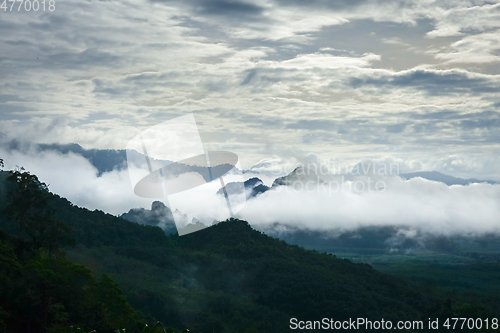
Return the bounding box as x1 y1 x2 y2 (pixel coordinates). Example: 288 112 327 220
1 0 499 179
1 0 500 234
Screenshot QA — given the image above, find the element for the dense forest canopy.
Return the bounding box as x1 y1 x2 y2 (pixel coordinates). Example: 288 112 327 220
0 169 497 332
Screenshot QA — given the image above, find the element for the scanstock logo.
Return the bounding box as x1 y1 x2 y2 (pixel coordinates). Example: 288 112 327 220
126 114 245 235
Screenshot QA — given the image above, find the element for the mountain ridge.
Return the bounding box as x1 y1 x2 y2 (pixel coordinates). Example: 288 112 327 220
3 141 498 187
400 170 498 186
1 169 488 332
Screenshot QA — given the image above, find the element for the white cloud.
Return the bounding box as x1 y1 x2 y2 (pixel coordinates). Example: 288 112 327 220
278 53 381 69
1 146 499 237
239 176 500 235
0 147 152 215
435 32 500 63
427 2 500 38
1 0 500 189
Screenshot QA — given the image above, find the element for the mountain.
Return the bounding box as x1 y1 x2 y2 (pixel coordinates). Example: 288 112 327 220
2 141 242 188
218 165 326 199
272 166 326 187
120 201 177 234
258 222 500 316
250 183 270 197
5 141 498 188
400 171 498 186
2 169 493 332
0 171 157 333
218 167 500 203
247 156 286 176
258 223 500 255
2 140 128 175
216 177 270 199
349 162 499 186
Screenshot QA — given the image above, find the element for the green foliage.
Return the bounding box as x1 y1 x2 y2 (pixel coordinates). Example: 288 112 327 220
97 274 141 330
4 170 73 253
0 230 144 333
0 170 498 333
69 328 96 333
132 322 186 333
0 171 144 333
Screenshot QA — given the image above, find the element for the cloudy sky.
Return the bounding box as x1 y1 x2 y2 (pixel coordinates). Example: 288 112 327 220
1 0 500 233
1 0 500 179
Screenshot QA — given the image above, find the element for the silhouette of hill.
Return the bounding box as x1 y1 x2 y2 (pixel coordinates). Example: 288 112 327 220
0 169 497 332
400 171 498 186
120 201 177 235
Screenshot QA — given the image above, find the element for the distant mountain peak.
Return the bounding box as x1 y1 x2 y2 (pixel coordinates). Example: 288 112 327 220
272 165 325 187
216 176 269 199
120 201 177 234
151 200 166 211
400 171 498 186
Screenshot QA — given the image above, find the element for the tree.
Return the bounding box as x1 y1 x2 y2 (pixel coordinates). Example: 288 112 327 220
4 170 72 253
96 274 141 331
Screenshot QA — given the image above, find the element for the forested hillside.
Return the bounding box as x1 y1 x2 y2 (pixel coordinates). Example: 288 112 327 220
0 170 496 332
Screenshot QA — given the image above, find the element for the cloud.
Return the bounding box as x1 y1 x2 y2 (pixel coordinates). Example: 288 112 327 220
0 0 500 186
272 0 368 11
385 122 408 133
0 142 248 225
286 119 336 131
1 144 499 237
45 48 122 70
197 0 265 18
241 69 258 85
279 52 381 69
0 146 153 215
349 69 500 95
238 176 500 235
0 117 139 154
427 3 500 38
460 117 500 129
434 32 500 64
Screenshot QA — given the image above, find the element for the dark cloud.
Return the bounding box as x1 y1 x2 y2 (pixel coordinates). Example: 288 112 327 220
386 122 408 133
27 14 70 31
272 0 368 10
410 122 444 134
407 110 500 129
4 40 35 47
1 0 500 181
198 0 264 17
205 109 287 131
0 95 22 103
409 110 464 120
0 110 31 121
92 79 124 96
46 48 121 70
394 110 500 135
0 104 32 115
301 132 336 144
239 116 285 130
286 119 336 131
460 118 500 129
123 72 185 88
238 67 306 90
86 112 118 121
149 0 266 21
241 69 257 85
349 70 500 95
336 120 370 134
92 72 184 98
311 18 443 71
288 112 500 146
